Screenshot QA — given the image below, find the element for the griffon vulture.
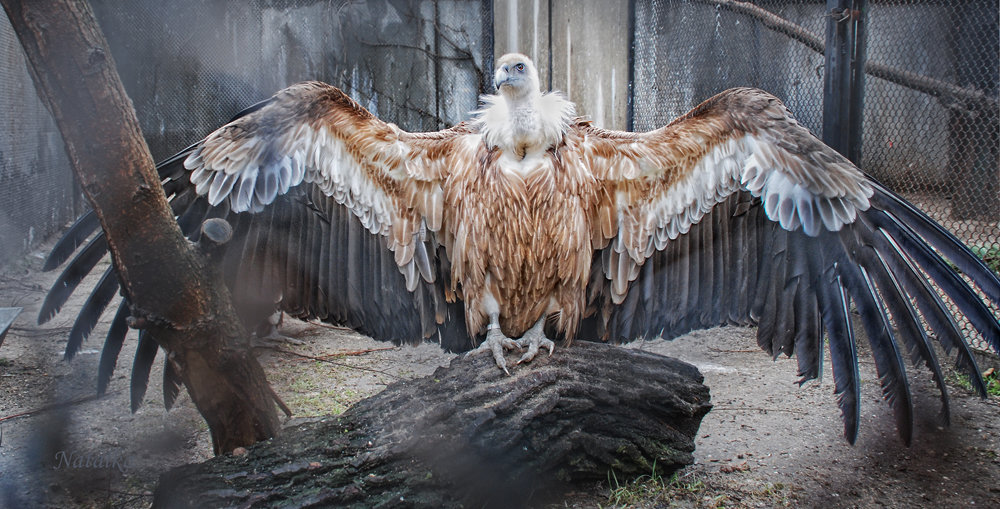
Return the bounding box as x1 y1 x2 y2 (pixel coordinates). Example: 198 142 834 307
39 53 1000 445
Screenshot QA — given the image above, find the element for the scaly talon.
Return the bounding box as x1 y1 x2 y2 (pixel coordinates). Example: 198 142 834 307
514 335 555 365
467 328 522 375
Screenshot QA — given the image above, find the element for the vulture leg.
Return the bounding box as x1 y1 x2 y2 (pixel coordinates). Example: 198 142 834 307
467 314 523 375
514 317 555 365
251 311 305 347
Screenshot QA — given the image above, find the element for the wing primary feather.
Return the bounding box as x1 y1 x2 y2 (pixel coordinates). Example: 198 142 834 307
864 238 951 424
840 259 914 445
130 330 159 413
163 357 182 411
43 211 101 271
870 189 1000 303
871 211 1000 354
157 142 201 175
819 270 861 444
871 187 1000 302
872 221 989 397
65 268 119 360
227 96 276 122
39 234 109 324
97 300 130 395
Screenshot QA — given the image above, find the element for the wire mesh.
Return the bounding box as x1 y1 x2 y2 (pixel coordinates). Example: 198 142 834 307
0 13 81 267
632 0 999 352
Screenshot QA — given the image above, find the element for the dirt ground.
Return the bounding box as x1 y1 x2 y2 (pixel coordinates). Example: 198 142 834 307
0 240 998 508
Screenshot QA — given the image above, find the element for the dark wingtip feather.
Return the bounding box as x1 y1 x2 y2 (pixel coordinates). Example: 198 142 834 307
64 269 119 361
39 235 109 325
163 358 182 411
130 331 159 413
43 212 101 272
97 300 130 395
871 187 1000 306
847 264 915 445
823 275 861 446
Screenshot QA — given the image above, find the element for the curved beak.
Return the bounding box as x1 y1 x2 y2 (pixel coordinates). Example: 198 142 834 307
493 68 511 90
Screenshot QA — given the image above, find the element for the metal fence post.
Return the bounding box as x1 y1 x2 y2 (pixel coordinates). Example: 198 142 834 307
823 0 854 161
847 0 867 165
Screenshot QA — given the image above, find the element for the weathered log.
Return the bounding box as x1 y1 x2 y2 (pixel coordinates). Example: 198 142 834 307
154 342 712 508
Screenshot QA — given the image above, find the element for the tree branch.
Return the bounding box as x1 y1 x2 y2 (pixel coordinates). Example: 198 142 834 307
694 0 998 114
0 0 279 453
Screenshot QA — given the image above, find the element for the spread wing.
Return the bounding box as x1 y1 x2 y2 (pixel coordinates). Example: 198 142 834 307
571 88 1000 445
39 81 479 409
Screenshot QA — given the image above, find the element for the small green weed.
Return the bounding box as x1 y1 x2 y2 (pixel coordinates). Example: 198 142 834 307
605 461 704 507
948 368 1000 398
969 245 1000 275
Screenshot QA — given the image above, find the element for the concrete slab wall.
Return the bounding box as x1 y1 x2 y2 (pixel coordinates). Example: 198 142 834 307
494 0 630 130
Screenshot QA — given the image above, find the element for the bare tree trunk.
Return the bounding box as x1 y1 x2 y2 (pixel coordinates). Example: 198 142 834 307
154 342 713 509
0 0 279 453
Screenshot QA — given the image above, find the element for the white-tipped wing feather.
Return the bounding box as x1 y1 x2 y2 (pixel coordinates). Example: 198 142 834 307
179 81 476 291
571 88 1000 445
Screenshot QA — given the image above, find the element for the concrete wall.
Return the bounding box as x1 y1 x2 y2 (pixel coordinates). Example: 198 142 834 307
0 0 489 269
494 0 630 130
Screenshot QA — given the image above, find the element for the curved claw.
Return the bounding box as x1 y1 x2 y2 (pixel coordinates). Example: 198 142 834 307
467 329 523 375
514 335 555 365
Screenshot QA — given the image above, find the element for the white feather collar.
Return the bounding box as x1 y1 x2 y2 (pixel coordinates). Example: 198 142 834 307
472 91 575 156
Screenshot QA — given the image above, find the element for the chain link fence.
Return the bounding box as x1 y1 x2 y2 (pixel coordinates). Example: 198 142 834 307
633 0 999 352
0 13 81 268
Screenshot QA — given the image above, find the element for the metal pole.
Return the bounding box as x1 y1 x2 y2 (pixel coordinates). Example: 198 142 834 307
822 0 852 156
626 0 636 132
847 0 867 165
481 0 495 95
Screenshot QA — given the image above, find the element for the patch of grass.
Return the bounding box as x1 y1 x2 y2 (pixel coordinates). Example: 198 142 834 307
605 462 705 508
286 376 355 417
0 358 13 368
987 371 1000 397
969 245 1000 275
948 369 1000 398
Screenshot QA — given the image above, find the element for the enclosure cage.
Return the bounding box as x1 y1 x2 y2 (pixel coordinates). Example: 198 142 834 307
1 0 998 350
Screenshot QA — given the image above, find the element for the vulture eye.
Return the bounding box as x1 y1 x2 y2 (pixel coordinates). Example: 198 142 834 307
515 63 525 72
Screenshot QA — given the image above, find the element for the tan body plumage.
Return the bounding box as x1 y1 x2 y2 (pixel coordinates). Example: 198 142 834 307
43 54 1000 445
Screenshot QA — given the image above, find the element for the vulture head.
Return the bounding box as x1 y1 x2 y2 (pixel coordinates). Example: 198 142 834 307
493 53 540 99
